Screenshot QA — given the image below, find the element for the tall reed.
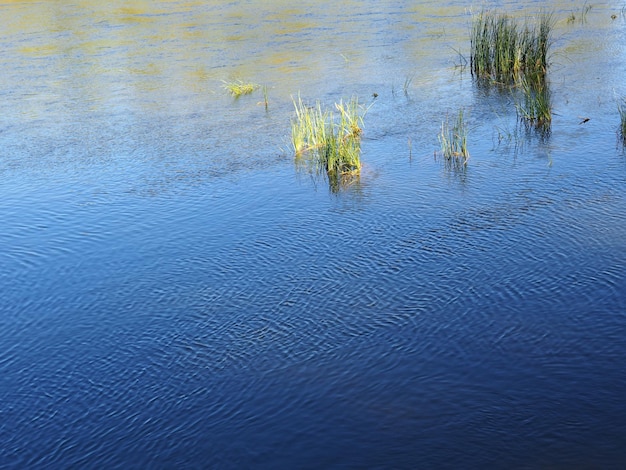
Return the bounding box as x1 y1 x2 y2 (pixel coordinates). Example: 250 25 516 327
291 95 365 181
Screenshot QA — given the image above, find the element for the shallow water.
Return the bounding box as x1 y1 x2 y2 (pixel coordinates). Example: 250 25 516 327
1 1 626 468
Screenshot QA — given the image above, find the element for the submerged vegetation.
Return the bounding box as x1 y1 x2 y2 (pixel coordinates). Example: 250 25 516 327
439 108 469 166
222 80 259 97
291 95 367 186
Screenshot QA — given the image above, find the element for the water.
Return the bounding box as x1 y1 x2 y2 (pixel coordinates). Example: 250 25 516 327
1 1 626 468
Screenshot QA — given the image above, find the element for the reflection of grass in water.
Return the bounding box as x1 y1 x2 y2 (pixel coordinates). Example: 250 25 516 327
403 75 414 96
222 80 259 97
566 2 592 24
618 97 626 142
439 108 469 166
291 95 366 187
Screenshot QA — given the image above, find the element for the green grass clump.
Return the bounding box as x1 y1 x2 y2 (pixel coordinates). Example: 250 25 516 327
471 10 553 128
470 10 553 84
439 108 469 165
291 95 365 182
222 80 259 97
516 73 552 127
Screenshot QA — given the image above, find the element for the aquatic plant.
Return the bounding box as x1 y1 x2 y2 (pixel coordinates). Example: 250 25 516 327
470 10 553 84
471 11 516 82
222 80 259 97
471 10 553 130
262 85 269 110
516 73 552 127
291 95 366 181
439 108 469 165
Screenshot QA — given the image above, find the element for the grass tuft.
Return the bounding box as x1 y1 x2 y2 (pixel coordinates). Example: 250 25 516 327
291 95 367 184
516 73 552 127
222 80 259 97
439 108 469 165
470 10 553 85
471 10 553 128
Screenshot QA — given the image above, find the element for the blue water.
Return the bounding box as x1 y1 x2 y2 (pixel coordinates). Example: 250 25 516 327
2 1 626 468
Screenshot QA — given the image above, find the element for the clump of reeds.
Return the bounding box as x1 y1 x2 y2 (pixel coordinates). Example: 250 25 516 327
439 108 469 165
291 95 366 181
516 73 552 127
222 80 259 97
471 10 554 128
470 10 553 84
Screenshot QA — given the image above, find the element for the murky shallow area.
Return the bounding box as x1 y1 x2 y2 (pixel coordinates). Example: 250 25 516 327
1 1 626 467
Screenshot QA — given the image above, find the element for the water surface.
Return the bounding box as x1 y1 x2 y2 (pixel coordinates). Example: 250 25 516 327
1 1 626 468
